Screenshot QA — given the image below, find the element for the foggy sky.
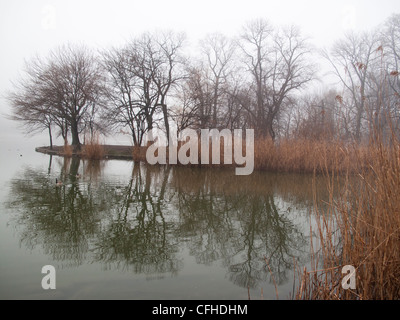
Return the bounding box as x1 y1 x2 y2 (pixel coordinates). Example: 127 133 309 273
1 0 400 148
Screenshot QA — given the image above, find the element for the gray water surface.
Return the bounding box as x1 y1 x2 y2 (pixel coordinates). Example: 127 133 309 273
0 146 327 300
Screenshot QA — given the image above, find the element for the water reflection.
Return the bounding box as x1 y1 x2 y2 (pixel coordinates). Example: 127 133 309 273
93 165 182 276
6 156 327 295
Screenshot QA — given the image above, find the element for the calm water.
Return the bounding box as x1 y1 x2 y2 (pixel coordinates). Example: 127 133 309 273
0 145 328 300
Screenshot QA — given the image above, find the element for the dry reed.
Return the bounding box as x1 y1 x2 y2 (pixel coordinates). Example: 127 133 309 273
253 137 366 174
129 128 399 300
132 145 148 162
137 135 369 175
61 143 73 157
81 134 105 160
295 129 400 300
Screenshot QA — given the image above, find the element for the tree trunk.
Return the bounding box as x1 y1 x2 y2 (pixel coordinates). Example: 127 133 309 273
48 125 53 150
146 117 154 146
162 104 170 146
71 119 81 151
131 128 138 147
355 103 363 142
212 82 218 128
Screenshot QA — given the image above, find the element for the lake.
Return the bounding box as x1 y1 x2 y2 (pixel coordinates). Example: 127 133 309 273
0 145 329 300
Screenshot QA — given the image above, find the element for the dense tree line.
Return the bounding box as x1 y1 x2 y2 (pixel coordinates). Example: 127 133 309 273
8 15 400 149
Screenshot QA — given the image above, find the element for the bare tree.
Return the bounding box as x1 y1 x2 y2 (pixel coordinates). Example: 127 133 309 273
170 78 200 135
238 19 315 139
199 33 237 128
8 76 55 148
289 90 340 140
153 31 186 144
322 31 381 141
380 14 400 140
172 64 214 131
383 14 400 98
223 74 252 130
8 44 105 151
102 46 147 146
53 44 105 150
7 55 64 149
102 32 185 145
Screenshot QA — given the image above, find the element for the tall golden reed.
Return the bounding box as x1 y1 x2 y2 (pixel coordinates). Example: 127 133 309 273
61 143 73 157
81 133 105 160
253 137 362 174
295 128 400 300
135 135 366 174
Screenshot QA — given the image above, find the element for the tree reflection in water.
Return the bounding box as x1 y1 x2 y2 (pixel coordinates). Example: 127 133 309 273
7 156 324 292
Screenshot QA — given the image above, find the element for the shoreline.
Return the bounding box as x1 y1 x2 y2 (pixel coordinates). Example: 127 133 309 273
35 145 141 161
34 141 365 175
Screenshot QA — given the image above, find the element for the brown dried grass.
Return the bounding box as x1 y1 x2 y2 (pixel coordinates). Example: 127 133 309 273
81 134 105 160
253 137 367 174
61 143 73 157
295 131 400 300
138 135 370 174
